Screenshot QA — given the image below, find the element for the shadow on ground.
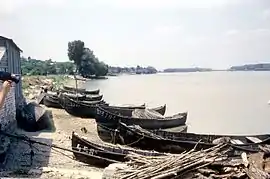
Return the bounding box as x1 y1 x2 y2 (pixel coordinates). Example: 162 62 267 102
0 110 56 178
0 136 53 178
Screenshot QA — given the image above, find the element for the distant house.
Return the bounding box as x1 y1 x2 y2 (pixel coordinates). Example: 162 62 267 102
0 36 23 106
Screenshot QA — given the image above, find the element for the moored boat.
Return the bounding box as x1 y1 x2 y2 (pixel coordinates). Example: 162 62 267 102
71 132 164 167
95 106 187 129
96 122 188 143
115 122 270 154
62 85 100 95
43 94 62 109
59 93 108 118
71 147 119 168
43 91 103 109
84 94 103 101
62 92 103 101
59 93 166 119
72 132 160 155
98 104 166 118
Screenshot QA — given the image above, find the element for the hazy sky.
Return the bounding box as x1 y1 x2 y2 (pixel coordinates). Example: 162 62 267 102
1 0 270 69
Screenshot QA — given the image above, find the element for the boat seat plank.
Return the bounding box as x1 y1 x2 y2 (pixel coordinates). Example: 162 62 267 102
230 139 244 145
246 137 262 143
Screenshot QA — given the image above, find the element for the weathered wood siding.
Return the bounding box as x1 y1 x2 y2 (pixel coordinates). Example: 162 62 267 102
6 41 23 104
0 40 5 46
0 37 21 165
0 38 23 106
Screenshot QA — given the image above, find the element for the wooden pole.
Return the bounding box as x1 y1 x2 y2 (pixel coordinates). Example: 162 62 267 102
74 67 78 101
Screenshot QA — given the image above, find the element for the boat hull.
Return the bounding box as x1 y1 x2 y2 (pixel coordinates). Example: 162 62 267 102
59 94 107 118
43 95 62 109
71 132 164 167
96 122 188 143
115 122 270 154
95 106 187 129
62 85 100 95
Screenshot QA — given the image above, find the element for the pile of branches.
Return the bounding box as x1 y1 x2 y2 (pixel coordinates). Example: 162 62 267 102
113 143 270 179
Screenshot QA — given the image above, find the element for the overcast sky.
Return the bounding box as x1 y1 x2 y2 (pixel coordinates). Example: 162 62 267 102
1 0 270 69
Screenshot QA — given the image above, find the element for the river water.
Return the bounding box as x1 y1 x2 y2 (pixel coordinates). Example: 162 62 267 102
84 71 270 135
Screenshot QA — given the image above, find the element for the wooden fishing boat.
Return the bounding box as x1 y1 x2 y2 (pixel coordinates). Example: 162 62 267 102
71 146 119 168
115 122 270 154
71 132 164 167
98 104 166 117
43 92 101 109
62 92 103 101
62 85 100 95
59 94 145 118
85 94 103 101
95 106 187 129
72 132 162 156
59 93 108 118
43 94 62 108
60 94 165 119
96 122 188 143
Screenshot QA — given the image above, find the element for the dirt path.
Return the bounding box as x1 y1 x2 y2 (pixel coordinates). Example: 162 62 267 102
0 106 104 179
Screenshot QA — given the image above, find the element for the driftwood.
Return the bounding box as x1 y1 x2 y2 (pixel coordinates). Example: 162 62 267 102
113 144 228 179
105 144 270 179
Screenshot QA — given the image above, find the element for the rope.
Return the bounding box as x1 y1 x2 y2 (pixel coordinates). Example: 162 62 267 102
51 148 74 160
0 130 106 162
125 134 145 146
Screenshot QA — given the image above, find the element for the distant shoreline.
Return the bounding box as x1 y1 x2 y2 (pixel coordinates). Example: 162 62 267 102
107 69 270 76
161 63 270 73
159 70 270 73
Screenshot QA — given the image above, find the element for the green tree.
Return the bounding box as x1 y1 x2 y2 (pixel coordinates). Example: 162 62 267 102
21 57 74 76
95 62 108 76
45 59 57 74
67 40 108 77
79 48 96 76
67 40 85 72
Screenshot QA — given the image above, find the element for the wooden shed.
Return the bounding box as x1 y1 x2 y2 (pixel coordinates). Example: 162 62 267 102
0 36 23 106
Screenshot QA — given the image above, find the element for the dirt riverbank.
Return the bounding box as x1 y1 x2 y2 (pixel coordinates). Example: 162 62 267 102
22 75 85 100
1 106 104 179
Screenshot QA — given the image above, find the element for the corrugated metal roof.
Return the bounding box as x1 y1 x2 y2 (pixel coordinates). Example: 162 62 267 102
0 36 23 52
0 47 6 60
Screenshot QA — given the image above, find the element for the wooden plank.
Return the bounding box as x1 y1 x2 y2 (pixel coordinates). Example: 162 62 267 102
230 139 244 145
246 136 262 143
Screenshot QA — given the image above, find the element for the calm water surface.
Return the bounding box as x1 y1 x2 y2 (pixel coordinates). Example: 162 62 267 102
84 72 270 135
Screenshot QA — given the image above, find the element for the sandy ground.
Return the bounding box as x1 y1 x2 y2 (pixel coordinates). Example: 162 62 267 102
0 106 104 179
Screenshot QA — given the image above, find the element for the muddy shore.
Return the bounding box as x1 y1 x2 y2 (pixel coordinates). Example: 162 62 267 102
1 106 104 178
